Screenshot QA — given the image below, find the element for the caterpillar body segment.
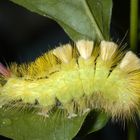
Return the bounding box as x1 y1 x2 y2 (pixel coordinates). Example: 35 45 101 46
0 40 140 119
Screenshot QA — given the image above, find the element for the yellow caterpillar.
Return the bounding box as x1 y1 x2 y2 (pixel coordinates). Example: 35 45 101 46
0 40 140 119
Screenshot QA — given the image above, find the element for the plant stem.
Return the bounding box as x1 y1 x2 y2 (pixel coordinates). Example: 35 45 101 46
130 0 138 52
128 1 138 140
128 123 137 140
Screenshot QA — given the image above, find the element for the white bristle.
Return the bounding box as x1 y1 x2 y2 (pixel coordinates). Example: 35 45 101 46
53 44 72 63
76 40 94 59
100 41 118 61
119 51 140 72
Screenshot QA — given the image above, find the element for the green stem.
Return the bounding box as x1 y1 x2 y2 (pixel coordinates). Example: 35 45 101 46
130 0 138 52
128 123 137 140
128 1 138 140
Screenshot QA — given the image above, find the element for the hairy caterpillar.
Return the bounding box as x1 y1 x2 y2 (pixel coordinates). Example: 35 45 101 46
0 40 140 120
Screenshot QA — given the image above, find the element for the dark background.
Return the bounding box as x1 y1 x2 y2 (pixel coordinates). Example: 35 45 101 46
0 0 140 140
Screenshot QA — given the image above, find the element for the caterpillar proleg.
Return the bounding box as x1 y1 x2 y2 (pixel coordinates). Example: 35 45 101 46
0 40 140 119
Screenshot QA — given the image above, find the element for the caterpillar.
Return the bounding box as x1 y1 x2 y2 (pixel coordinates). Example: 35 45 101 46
0 40 140 120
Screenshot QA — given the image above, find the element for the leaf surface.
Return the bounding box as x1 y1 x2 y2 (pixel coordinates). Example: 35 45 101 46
10 0 112 41
0 109 87 140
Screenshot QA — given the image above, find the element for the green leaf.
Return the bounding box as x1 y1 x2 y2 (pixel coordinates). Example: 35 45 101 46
86 111 109 134
75 110 109 139
0 108 88 140
10 0 112 41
